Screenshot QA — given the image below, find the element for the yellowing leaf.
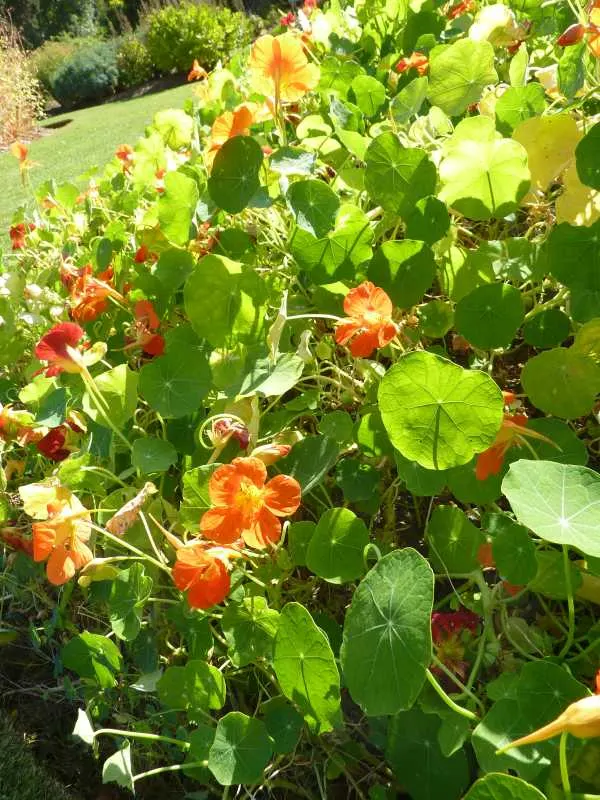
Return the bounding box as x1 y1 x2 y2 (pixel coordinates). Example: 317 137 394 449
556 162 600 227
18 479 71 519
513 114 581 195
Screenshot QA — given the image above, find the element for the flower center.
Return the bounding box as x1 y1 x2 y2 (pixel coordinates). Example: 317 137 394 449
233 480 264 516
362 309 383 327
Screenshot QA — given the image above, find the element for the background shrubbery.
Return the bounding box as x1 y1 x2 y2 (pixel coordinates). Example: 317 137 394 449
116 33 154 88
0 17 44 145
50 38 120 107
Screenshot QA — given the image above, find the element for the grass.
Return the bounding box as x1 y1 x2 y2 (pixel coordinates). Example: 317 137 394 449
0 709 74 799
0 83 195 237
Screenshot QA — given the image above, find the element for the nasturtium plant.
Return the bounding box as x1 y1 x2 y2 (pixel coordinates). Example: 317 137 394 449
4 4 600 797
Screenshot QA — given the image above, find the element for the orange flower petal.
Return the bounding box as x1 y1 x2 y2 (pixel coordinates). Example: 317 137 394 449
208 463 244 506
263 475 301 517
32 522 55 562
475 444 506 481
377 320 399 348
231 456 267 488
46 545 76 585
187 559 230 609
335 320 361 346
200 507 244 544
243 507 281 549
343 281 378 317
349 330 381 358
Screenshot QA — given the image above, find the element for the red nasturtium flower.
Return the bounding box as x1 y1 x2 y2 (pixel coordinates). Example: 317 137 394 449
35 322 105 377
335 282 399 358
446 0 475 19
133 244 157 264
395 52 429 75
36 427 71 462
200 456 301 549
125 300 165 357
115 144 134 172
431 610 480 680
248 33 320 102
9 222 35 250
173 542 240 609
187 59 208 82
280 11 295 25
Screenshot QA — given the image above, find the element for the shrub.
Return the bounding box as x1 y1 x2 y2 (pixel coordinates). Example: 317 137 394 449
50 38 119 107
0 17 44 146
28 36 97 97
117 34 154 89
145 2 255 74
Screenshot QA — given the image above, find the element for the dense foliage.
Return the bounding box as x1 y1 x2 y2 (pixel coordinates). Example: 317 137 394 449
3 1 600 798
50 38 120 107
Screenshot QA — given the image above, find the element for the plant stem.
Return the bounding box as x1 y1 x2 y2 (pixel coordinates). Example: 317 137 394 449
133 761 207 783
94 728 190 749
560 731 573 800
91 524 172 576
425 669 479 721
559 545 576 660
82 372 132 451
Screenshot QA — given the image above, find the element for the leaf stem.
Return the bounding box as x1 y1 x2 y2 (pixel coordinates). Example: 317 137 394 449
425 669 479 721
558 545 576 660
560 731 572 800
94 728 190 749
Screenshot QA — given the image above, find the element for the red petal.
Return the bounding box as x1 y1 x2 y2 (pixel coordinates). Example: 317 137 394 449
35 323 84 363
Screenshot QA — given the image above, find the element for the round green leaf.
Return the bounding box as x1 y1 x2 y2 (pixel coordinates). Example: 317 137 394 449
153 108 193 148
404 195 450 245
485 514 537 585
82 365 138 428
139 349 212 418
427 505 485 574
222 597 280 667
439 117 530 221
523 308 570 348
287 521 315 568
273 603 341 733
306 508 369 584
503 460 600 557
334 460 380 503
318 410 354 444
520 347 600 418
61 632 123 689
261 696 304 755
576 121 600 190
208 136 263 214
395 452 448 497
455 282 524 349
386 709 469 800
390 76 428 125
287 179 340 239
340 548 434 716
546 219 600 291
157 171 199 246
157 660 225 711
131 438 177 474
365 132 437 217
495 84 546 136
368 240 436 308
208 712 272 786
419 300 454 338
427 39 498 117
463 774 547 800
351 74 386 117
378 351 504 470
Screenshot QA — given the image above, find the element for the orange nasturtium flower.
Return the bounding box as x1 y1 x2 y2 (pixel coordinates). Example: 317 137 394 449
475 410 553 481
173 542 240 609
115 144 134 172
125 300 165 357
207 103 256 158
187 59 208 82
498 693 600 753
335 281 399 358
248 33 320 103
69 265 123 323
19 482 92 585
9 222 35 250
200 456 301 549
35 323 106 377
395 52 429 75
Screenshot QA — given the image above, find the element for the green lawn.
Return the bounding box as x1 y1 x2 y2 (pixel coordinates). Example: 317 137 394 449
1 83 195 236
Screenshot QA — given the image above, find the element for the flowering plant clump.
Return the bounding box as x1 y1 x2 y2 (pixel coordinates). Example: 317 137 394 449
3 4 600 798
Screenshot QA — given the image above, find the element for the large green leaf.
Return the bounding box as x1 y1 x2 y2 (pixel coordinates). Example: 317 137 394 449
157 171 199 246
82 365 138 428
438 117 530 221
520 347 600 419
207 135 263 214
108 564 153 642
427 39 498 116
390 76 428 125
261 696 304 755
184 254 267 347
131 438 177 473
463 774 547 800
61 632 123 689
273 603 341 733
454 282 524 349
378 352 503 470
340 549 433 716
386 709 469 800
502 460 600 557
287 179 340 238
157 659 226 712
576 121 600 190
351 74 386 117
277 435 339 493
471 660 588 780
208 712 272 786
368 240 436 308
139 348 212 418
364 132 437 217
545 221 600 323
222 597 280 667
427 505 485 574
306 508 369 584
